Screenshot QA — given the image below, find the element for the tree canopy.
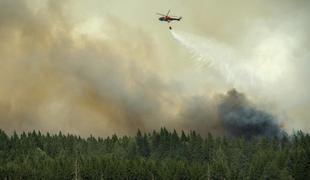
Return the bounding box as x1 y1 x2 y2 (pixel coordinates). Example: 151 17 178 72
0 128 309 179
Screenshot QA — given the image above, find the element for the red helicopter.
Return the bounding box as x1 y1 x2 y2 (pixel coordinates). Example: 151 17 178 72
157 10 182 30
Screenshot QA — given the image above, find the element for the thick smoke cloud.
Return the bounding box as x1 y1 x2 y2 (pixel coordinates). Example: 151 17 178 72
218 89 281 138
0 0 178 136
0 0 308 137
178 89 282 138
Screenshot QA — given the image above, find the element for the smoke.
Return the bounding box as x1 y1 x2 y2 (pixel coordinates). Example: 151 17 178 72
178 89 282 138
0 0 308 137
218 89 281 138
0 0 168 136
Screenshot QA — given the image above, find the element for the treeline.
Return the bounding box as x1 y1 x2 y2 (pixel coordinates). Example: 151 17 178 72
0 128 309 179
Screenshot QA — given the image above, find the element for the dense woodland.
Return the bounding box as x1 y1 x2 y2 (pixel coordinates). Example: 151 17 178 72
0 128 309 179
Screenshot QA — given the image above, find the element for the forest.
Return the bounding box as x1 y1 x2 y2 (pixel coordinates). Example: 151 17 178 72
0 128 309 179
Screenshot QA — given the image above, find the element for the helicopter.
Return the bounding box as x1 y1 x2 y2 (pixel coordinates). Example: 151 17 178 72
157 10 182 30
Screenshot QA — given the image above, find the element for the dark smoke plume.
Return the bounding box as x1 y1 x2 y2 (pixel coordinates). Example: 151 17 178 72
218 89 282 138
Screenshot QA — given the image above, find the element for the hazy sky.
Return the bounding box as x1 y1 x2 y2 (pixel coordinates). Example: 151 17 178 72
0 0 309 136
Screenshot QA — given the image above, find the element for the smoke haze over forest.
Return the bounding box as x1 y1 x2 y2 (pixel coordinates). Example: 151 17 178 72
0 0 309 137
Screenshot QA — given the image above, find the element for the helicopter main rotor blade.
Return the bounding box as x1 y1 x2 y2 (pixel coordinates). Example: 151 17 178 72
166 10 170 16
